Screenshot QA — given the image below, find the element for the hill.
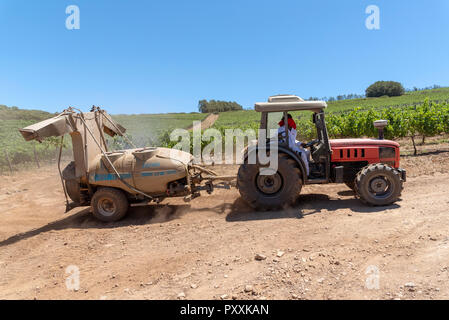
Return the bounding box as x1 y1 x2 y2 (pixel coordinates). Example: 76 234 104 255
213 87 449 129
1 86 449 171
326 87 449 113
0 106 206 171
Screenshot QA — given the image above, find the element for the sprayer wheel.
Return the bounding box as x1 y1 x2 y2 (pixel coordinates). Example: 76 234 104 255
91 187 129 222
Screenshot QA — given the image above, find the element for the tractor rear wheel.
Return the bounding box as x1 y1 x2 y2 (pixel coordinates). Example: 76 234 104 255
237 153 303 210
355 164 403 206
91 187 129 222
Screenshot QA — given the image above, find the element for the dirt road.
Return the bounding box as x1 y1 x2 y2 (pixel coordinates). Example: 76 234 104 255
1 145 449 300
187 113 219 131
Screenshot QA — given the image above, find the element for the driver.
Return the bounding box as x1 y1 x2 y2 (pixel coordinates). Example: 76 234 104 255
278 114 310 176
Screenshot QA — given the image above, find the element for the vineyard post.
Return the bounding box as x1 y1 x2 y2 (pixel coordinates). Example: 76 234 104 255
410 136 417 155
5 150 13 175
33 143 40 168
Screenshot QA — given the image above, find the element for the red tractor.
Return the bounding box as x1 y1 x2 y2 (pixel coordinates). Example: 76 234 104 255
237 95 406 209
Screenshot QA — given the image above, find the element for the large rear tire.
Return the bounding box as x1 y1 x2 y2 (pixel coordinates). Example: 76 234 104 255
237 154 303 210
91 188 129 222
355 164 403 206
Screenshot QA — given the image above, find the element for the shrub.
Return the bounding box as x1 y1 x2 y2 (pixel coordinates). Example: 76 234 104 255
366 81 405 98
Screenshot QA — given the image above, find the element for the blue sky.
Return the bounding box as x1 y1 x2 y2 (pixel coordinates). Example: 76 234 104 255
0 0 448 114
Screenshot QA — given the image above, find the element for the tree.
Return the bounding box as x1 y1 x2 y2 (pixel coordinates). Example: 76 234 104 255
366 81 405 98
198 100 243 113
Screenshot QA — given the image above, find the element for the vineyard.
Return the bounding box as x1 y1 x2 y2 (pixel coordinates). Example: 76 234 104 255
313 99 449 155
166 99 449 157
1 87 449 172
211 87 449 128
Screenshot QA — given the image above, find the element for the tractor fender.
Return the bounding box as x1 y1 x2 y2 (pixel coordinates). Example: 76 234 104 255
243 144 307 184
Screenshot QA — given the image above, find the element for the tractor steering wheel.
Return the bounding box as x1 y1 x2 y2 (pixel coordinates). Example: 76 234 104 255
278 132 286 141
304 139 320 148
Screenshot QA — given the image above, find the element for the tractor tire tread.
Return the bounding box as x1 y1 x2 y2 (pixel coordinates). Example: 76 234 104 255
355 163 403 206
91 187 129 222
237 153 303 210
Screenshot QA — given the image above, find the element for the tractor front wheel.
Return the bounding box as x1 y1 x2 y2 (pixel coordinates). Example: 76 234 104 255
91 188 129 222
355 164 403 206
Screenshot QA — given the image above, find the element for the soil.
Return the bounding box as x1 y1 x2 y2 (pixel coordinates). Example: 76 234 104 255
1 139 449 300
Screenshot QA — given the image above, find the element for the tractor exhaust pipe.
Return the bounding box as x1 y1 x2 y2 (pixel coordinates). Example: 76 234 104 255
374 120 388 140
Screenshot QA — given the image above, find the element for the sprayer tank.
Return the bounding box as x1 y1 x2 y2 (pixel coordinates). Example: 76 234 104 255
88 147 192 195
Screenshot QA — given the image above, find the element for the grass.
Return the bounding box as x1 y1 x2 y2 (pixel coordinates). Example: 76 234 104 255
0 106 59 169
213 110 261 128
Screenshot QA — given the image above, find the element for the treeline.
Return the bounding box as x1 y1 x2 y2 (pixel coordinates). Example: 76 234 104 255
310 83 443 102
308 94 365 102
408 84 442 92
198 100 243 113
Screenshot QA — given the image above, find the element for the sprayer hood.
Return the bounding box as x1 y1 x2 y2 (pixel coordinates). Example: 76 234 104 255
19 115 72 142
19 110 126 142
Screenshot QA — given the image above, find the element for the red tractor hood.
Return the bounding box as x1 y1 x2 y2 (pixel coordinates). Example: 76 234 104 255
330 138 399 148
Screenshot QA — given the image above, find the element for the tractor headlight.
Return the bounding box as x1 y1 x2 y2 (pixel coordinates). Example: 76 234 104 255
379 147 396 166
